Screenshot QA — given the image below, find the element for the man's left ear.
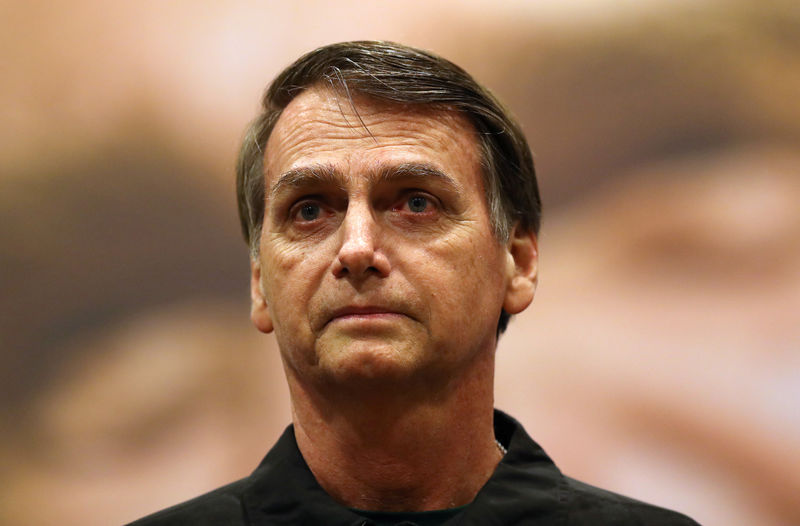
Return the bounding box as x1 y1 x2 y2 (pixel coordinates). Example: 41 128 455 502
503 223 538 315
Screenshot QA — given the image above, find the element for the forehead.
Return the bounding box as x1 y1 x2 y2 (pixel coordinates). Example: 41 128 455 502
263 86 483 188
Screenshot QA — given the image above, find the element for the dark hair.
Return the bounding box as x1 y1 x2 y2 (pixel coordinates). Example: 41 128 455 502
236 41 540 334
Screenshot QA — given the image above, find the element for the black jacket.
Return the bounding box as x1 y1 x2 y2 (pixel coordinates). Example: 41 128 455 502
128 411 700 525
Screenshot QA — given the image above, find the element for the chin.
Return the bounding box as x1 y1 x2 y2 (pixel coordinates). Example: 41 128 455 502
315 337 429 384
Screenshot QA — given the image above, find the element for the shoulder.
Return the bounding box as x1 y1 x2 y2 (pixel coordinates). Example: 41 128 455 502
125 477 250 526
562 476 701 525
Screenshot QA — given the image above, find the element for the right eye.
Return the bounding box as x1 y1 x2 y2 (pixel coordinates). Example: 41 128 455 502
296 202 321 222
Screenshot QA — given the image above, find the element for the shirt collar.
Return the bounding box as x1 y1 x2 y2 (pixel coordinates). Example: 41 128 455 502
242 410 567 525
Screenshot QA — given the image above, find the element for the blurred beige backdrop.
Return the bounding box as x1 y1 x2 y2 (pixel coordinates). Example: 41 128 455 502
2 1 798 525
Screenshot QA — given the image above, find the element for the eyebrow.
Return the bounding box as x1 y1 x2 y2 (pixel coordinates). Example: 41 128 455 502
373 163 462 192
268 164 345 202
269 162 462 202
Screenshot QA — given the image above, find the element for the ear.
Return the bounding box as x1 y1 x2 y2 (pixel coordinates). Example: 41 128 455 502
250 259 274 334
503 224 538 315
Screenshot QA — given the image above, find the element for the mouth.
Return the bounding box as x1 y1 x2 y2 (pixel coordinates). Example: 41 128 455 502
325 305 408 327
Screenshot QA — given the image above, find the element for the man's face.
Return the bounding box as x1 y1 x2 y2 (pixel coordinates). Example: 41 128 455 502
251 86 533 387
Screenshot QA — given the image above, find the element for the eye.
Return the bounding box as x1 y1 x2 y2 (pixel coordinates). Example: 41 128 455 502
407 195 429 213
296 202 321 221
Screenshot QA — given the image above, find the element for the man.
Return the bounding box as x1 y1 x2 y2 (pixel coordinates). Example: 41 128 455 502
131 41 699 525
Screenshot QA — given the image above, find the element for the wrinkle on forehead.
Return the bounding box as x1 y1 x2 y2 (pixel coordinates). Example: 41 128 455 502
263 87 481 181
326 81 378 143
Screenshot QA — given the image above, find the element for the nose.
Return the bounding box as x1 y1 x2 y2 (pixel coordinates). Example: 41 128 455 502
331 202 391 279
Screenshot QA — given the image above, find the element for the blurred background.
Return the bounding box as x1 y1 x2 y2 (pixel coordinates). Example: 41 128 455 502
1 1 798 524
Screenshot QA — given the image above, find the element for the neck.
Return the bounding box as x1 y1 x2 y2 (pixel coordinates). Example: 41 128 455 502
284 349 501 512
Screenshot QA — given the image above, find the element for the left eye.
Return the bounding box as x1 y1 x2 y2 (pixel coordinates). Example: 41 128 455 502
407 195 429 213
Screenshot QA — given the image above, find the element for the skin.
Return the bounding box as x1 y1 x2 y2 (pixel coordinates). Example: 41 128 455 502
250 86 538 511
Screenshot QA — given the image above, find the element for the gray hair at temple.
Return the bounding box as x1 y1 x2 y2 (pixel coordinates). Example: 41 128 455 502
235 40 541 334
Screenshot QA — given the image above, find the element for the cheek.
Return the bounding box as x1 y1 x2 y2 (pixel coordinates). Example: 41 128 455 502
262 241 326 316
409 231 506 322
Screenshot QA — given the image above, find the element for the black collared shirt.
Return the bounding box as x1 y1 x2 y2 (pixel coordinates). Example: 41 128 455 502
129 410 700 525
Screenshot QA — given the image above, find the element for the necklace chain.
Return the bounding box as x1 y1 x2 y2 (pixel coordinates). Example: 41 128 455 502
495 439 507 456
